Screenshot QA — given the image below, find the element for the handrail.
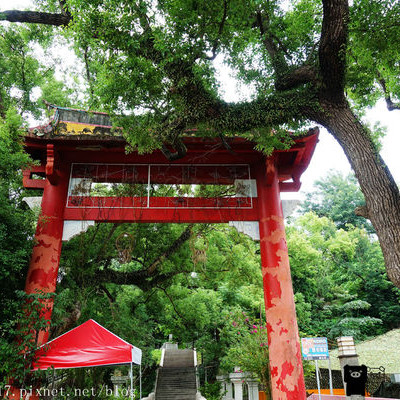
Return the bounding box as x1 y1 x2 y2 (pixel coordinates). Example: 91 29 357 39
153 367 160 398
160 348 165 367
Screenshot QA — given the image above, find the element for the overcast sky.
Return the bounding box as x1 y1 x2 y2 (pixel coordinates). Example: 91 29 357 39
1 0 399 198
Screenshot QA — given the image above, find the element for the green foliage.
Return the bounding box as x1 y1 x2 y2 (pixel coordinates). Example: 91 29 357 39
296 171 400 336
220 312 270 395
301 171 374 233
0 109 40 388
0 26 41 116
0 24 81 119
0 291 53 386
2 0 397 157
0 109 34 336
289 195 400 340
347 0 400 109
0 109 30 180
151 349 162 365
199 381 224 400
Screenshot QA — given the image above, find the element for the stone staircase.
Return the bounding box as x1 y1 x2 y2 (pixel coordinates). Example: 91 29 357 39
155 349 197 400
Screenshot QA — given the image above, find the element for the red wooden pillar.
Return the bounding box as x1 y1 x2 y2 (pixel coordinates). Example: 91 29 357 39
257 157 306 400
6 155 69 399
24 157 69 345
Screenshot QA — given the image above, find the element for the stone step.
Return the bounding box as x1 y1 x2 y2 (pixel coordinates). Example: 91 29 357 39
155 349 197 400
157 384 195 388
156 395 195 398
157 384 196 388
157 388 195 390
163 361 194 367
157 380 196 385
158 367 196 374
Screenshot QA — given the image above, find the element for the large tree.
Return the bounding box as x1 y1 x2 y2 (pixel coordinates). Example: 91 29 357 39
1 0 400 289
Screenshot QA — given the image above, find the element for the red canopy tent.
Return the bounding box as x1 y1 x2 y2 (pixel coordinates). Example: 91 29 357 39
33 319 142 397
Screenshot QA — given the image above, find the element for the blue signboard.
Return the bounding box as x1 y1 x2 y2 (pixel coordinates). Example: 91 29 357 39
301 337 329 360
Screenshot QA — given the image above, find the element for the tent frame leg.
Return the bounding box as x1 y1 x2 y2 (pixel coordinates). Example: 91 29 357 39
130 363 134 400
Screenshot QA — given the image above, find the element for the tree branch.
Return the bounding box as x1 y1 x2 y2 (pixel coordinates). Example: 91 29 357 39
95 223 118 264
0 10 71 26
378 74 400 111
0 92 6 119
156 285 190 326
275 65 318 91
205 0 229 61
131 290 157 314
385 98 400 112
100 284 115 303
355 205 369 219
256 11 316 91
83 45 95 106
90 226 193 289
58 0 71 18
93 268 189 291
256 11 282 69
100 285 117 318
161 138 187 161
214 88 317 133
146 225 193 275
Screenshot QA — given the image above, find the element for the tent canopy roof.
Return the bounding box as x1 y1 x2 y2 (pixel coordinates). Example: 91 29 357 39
33 319 142 370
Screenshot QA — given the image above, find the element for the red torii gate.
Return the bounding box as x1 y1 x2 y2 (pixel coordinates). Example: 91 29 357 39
22 106 319 400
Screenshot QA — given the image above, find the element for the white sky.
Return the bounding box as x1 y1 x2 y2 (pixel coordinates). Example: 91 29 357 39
1 0 399 198
1 0 30 9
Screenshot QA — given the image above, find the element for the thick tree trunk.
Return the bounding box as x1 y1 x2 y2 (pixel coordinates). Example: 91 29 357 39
312 102 400 287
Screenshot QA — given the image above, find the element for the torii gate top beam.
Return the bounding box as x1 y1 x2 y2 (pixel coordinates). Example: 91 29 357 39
23 105 319 224
24 106 318 186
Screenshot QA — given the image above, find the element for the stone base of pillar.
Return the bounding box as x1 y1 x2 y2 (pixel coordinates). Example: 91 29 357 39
246 378 259 400
230 371 246 400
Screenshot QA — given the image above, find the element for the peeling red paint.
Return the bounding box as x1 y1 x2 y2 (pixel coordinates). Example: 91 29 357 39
28 269 53 288
263 272 282 308
35 239 52 248
276 374 305 400
271 366 278 378
279 327 288 335
295 341 303 362
266 322 273 344
285 384 302 400
281 361 294 380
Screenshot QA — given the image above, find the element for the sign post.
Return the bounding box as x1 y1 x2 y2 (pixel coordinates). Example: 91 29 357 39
328 356 334 394
301 337 332 399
